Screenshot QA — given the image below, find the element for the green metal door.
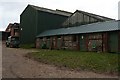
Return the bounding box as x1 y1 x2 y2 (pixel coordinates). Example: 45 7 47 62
80 35 86 51
109 32 118 52
57 38 61 49
46 39 50 49
40 40 43 48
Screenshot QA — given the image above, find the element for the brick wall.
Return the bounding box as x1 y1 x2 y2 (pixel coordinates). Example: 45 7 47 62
103 32 108 52
36 38 40 48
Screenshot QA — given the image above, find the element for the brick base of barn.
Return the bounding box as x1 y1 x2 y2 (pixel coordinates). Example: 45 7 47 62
36 31 120 53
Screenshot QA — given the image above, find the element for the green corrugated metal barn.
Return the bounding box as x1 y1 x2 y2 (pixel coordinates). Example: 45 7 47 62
20 4 72 44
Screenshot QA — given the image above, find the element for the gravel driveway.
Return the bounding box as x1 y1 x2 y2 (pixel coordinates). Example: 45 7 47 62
2 42 118 78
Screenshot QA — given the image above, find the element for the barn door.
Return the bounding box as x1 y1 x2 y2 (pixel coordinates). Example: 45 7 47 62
80 35 86 51
109 32 118 52
46 39 50 49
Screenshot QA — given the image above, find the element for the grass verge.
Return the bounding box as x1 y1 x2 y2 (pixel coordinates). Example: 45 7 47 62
26 49 120 75
20 44 35 49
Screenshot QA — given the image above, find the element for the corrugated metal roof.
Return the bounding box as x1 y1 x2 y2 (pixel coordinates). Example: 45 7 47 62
37 20 119 37
30 5 72 17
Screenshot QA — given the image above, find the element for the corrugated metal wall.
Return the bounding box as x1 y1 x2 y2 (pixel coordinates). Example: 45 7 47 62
20 6 69 44
20 5 37 44
79 35 87 51
36 11 68 35
57 37 62 49
62 11 102 27
108 32 118 52
119 31 120 52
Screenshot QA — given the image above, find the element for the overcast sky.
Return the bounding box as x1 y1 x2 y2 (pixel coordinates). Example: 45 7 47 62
0 0 119 31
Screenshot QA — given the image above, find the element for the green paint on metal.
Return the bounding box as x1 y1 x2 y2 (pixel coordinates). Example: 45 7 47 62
109 32 118 52
20 5 69 44
37 11 68 35
40 40 43 48
46 39 50 49
57 38 61 49
80 35 86 51
20 5 37 44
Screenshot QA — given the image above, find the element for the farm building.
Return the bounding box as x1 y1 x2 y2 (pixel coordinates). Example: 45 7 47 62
5 23 20 37
62 10 114 28
0 23 20 41
36 20 120 53
20 4 117 52
20 4 72 44
20 5 114 44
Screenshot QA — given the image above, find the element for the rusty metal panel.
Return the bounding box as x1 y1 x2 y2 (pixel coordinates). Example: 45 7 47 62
88 34 102 52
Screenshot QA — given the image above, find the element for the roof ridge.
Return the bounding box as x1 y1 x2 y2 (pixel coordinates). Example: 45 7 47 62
56 9 72 14
30 4 56 12
29 4 72 17
76 10 115 20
